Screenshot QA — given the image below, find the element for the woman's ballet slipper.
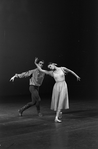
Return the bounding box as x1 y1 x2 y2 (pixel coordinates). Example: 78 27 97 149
18 109 23 117
59 112 62 119
55 118 62 123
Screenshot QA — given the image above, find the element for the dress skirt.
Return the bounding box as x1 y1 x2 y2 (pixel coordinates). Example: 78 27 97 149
51 81 69 111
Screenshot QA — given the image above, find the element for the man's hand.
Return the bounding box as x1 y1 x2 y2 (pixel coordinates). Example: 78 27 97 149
35 57 38 64
10 74 18 82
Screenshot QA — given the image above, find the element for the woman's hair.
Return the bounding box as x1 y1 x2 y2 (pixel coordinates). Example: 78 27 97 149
48 62 57 66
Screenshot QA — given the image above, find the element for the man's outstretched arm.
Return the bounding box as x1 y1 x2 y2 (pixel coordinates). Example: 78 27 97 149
10 70 34 82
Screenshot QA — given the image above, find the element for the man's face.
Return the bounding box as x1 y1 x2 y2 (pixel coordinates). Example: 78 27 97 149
38 61 44 68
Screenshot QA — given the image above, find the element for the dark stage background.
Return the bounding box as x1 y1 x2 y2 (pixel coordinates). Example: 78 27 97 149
0 0 97 102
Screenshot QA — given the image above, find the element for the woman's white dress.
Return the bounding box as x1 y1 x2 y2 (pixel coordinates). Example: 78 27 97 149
51 68 69 111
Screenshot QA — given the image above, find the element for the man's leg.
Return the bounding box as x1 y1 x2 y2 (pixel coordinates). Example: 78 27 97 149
30 85 42 116
31 86 43 116
18 101 36 116
18 85 37 116
36 100 43 117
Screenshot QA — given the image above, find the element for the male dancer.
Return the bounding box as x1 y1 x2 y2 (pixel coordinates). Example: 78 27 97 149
10 58 45 117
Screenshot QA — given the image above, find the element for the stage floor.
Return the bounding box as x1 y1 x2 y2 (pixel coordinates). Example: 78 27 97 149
0 98 98 149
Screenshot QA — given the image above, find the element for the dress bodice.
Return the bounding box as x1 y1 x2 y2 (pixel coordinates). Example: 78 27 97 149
53 68 65 82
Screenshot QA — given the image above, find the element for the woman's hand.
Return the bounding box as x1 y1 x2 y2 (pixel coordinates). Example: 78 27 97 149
77 76 81 81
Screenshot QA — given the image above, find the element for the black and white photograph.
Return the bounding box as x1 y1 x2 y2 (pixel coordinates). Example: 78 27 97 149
0 0 97 148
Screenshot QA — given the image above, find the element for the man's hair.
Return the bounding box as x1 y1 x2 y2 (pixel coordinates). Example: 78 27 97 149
38 60 44 64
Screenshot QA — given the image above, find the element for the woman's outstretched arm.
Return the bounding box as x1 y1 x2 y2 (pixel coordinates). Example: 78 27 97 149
62 67 80 81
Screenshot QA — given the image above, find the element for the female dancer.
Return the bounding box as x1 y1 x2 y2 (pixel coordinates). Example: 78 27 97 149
35 58 80 122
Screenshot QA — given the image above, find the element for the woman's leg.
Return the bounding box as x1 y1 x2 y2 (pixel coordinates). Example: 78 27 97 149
55 84 67 121
55 109 62 122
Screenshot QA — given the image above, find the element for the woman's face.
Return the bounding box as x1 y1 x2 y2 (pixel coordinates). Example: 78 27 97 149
48 64 55 70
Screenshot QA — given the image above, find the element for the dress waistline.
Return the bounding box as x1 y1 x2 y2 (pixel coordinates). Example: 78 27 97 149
56 80 65 83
